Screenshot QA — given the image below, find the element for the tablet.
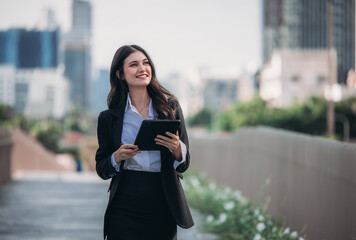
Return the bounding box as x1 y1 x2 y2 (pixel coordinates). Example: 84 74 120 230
134 120 181 150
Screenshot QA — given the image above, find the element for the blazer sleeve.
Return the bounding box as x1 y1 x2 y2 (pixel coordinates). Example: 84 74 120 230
95 111 118 180
175 103 190 173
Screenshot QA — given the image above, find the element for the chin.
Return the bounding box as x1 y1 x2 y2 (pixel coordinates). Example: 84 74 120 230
133 82 150 88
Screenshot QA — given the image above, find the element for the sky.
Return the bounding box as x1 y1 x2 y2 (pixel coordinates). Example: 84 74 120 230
0 0 262 77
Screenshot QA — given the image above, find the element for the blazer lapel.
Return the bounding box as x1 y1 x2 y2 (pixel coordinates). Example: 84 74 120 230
109 105 125 149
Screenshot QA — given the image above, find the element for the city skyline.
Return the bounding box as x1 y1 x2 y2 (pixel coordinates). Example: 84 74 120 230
0 0 262 77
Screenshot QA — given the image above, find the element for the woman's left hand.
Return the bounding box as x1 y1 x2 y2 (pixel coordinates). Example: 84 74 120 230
155 131 182 161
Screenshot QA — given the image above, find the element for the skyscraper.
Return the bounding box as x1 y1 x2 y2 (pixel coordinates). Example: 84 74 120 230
62 0 92 110
63 41 91 109
262 0 355 84
72 0 92 39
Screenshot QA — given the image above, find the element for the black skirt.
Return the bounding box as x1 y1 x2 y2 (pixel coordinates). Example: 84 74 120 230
107 170 177 240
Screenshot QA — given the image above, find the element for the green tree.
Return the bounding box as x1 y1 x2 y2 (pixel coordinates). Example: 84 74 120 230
214 96 356 140
335 97 356 139
188 108 214 129
218 97 269 131
0 102 17 128
36 121 64 152
63 109 91 133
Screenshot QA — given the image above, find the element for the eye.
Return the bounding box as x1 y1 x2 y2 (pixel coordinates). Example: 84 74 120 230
143 61 150 65
130 63 138 67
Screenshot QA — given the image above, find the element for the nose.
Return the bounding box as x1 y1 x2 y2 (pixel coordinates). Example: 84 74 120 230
138 63 145 72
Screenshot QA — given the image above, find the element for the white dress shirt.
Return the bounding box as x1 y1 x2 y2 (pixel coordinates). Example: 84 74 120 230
111 95 186 172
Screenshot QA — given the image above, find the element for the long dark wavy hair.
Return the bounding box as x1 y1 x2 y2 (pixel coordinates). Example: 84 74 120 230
107 45 178 119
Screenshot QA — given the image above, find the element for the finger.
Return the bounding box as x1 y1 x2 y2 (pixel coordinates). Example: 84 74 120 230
166 131 179 137
155 138 177 150
125 152 140 158
122 148 140 155
155 138 169 146
121 144 139 151
121 144 138 148
165 132 176 138
155 138 176 148
157 135 178 144
156 135 173 142
122 150 141 158
130 149 141 154
131 149 141 154
166 132 180 142
155 141 169 148
122 148 133 153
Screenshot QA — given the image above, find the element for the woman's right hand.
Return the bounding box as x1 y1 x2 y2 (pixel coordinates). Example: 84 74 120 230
114 144 141 164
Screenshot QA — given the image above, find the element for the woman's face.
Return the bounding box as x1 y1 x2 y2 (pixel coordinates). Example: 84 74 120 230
119 51 152 89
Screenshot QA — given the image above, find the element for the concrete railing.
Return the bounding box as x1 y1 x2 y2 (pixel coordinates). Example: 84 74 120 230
0 129 13 188
189 126 356 240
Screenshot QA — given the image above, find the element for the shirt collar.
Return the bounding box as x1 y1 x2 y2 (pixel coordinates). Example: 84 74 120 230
125 93 156 119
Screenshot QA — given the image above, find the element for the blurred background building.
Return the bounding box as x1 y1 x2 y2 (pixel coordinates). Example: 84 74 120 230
262 0 355 85
161 67 256 117
62 0 92 111
260 49 337 107
0 17 69 118
91 69 110 113
261 0 355 107
0 0 94 118
197 66 255 112
0 28 59 69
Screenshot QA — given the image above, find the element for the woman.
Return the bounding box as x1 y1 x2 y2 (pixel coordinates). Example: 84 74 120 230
95 45 194 240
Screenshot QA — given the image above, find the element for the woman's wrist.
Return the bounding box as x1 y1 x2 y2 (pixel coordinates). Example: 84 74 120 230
114 152 122 164
173 144 182 161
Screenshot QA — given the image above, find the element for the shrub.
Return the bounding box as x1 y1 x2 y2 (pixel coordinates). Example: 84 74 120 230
183 172 306 240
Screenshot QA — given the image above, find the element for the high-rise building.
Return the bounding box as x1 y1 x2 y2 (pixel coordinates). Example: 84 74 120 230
0 28 59 69
0 29 19 67
72 0 92 38
62 0 92 110
63 40 91 109
262 0 355 84
91 69 110 114
38 8 58 31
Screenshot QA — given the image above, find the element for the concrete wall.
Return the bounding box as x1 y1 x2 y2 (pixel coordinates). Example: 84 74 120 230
189 126 356 240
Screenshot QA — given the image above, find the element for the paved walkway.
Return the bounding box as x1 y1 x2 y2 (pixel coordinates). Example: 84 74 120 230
0 172 216 240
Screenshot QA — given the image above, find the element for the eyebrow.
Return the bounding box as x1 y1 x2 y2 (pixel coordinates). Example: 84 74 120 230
128 58 149 65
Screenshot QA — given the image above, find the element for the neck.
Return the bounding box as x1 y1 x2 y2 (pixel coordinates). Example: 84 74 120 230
129 88 150 108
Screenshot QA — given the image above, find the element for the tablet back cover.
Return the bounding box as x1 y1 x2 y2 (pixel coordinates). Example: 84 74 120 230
134 120 180 150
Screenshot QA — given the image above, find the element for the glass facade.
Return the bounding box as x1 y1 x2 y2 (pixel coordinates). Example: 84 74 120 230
72 0 92 38
0 29 59 69
263 0 355 83
64 45 91 109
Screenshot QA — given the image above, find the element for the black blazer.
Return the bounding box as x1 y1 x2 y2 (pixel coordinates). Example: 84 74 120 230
95 101 194 238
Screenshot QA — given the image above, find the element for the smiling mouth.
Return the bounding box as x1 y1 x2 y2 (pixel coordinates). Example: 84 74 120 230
136 74 149 78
